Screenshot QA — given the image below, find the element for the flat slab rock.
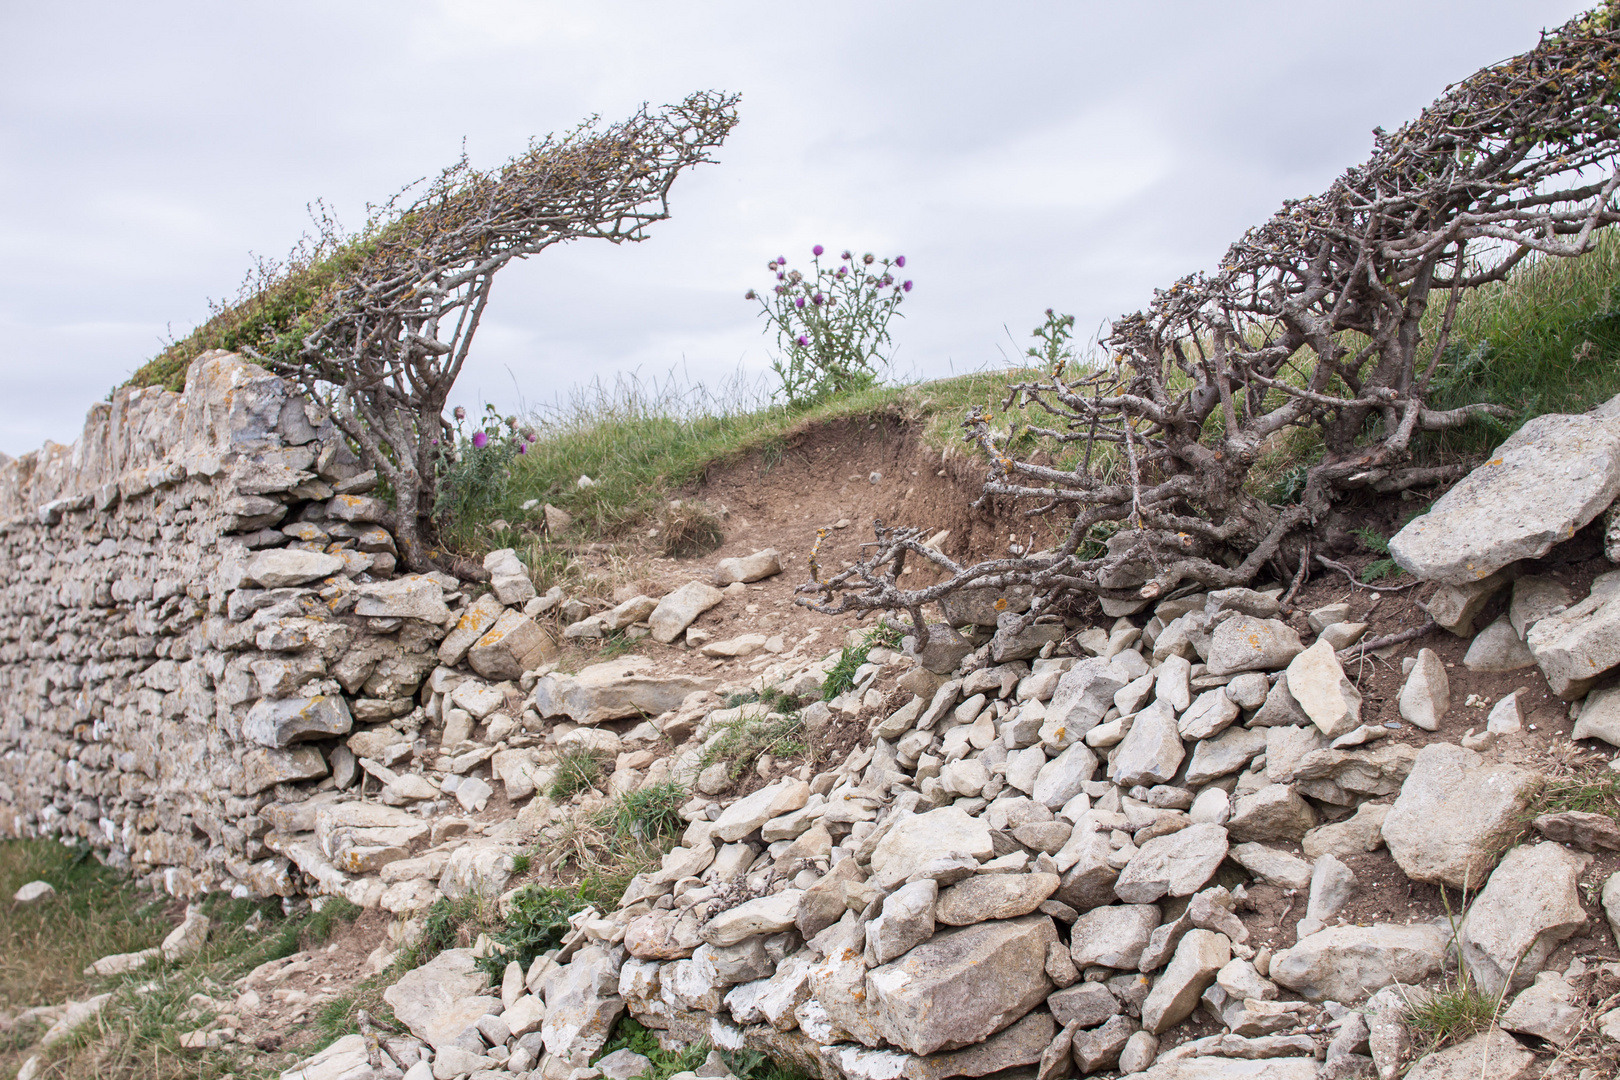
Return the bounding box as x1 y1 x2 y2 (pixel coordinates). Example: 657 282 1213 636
531 656 713 725
381 947 498 1051
1381 743 1538 889
1388 401 1620 584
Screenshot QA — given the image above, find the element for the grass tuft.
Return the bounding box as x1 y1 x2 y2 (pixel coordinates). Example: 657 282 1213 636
549 748 605 800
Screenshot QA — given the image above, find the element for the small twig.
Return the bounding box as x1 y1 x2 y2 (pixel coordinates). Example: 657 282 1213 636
1336 618 1437 663
1316 554 1420 592
1280 542 1310 612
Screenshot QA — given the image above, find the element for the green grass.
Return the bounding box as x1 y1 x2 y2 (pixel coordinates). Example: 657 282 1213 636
593 1017 811 1080
544 783 692 912
475 885 593 983
821 622 902 701
549 748 605 800
1532 772 1620 816
1402 981 1500 1051
699 709 806 785
435 366 1042 553
1421 227 1620 453
0 838 369 1080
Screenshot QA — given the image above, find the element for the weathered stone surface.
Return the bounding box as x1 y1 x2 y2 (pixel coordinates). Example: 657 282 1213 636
1464 617 1536 673
1402 1028 1534 1080
1510 575 1572 640
1069 903 1159 969
1178 689 1241 741
650 582 725 643
904 623 974 674
714 549 782 586
1250 673 1310 728
1284 640 1362 738
1297 853 1355 939
1527 583 1620 699
1142 929 1230 1034
1270 923 1448 1001
1293 743 1417 799
317 801 428 874
866 879 938 965
1398 648 1449 731
865 914 1057 1056
1226 784 1316 843
532 656 712 725
1389 406 1620 584
936 872 1059 926
1032 743 1098 809
242 746 328 794
1500 971 1582 1046
1205 617 1303 676
1121 1060 1318 1080
383 948 497 1051
1185 727 1266 786
1459 842 1589 998
1572 680 1620 746
467 609 556 680
243 694 353 748
713 779 810 842
1381 743 1538 888
1072 1013 1138 1073
1110 700 1185 789
1115 823 1229 903
869 806 994 890
354 576 449 622
1043 657 1131 745
700 890 803 946
439 594 503 667
541 944 625 1060
1229 843 1313 891
244 548 345 588
1532 809 1620 851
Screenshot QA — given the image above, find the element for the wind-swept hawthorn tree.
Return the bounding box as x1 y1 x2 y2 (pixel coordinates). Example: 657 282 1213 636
800 4 1620 649
229 91 740 570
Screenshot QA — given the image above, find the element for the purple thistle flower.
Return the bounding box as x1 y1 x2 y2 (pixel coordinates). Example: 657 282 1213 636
795 296 806 308
777 255 786 264
812 293 825 305
841 250 852 260
796 334 809 346
776 271 785 280
472 431 489 449
903 280 914 292
775 285 786 295
745 289 756 300
837 266 847 277
895 255 906 268
812 244 824 256
516 442 527 454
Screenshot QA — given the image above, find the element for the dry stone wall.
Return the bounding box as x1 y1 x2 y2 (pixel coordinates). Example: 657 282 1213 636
0 350 459 899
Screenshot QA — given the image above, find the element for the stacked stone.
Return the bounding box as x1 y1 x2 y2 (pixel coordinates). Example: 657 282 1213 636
0 351 552 904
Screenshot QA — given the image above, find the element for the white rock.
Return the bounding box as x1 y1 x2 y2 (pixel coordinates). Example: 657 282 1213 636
1141 928 1230 1034
1397 648 1448 732
1463 616 1536 672
1270 923 1449 1002
1284 639 1362 738
1459 841 1590 998
1381 743 1538 888
649 582 726 643
1388 403 1620 584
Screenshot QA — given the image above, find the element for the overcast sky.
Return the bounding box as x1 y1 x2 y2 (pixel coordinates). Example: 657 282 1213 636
0 0 1592 456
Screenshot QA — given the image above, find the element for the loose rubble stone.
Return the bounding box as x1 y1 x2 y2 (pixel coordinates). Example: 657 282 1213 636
1533 809 1620 850
1205 617 1303 676
1459 842 1589 998
865 879 938 965
1284 640 1362 738
1045 658 1131 743
383 948 498 1051
713 549 782 585
1527 583 1620 699
1510 575 1571 639
1142 928 1230 1034
650 582 725 643
1229 843 1313 890
700 891 804 946
1401 1028 1534 1080
1178 689 1240 741
870 806 995 889
1464 617 1536 672
1185 727 1266 786
1388 404 1620 584
1250 674 1310 727
541 944 625 1061
1297 853 1355 939
1398 648 1449 731
13 881 53 904
1115 823 1229 903
1069 903 1159 969
936 872 1059 926
1425 572 1513 637
1225 784 1316 843
1500 971 1582 1046
1571 681 1620 745
533 656 712 725
1072 1014 1138 1072
1110 701 1186 788
866 914 1057 1056
904 623 974 674
468 609 556 680
1381 743 1538 888
1270 923 1449 1001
